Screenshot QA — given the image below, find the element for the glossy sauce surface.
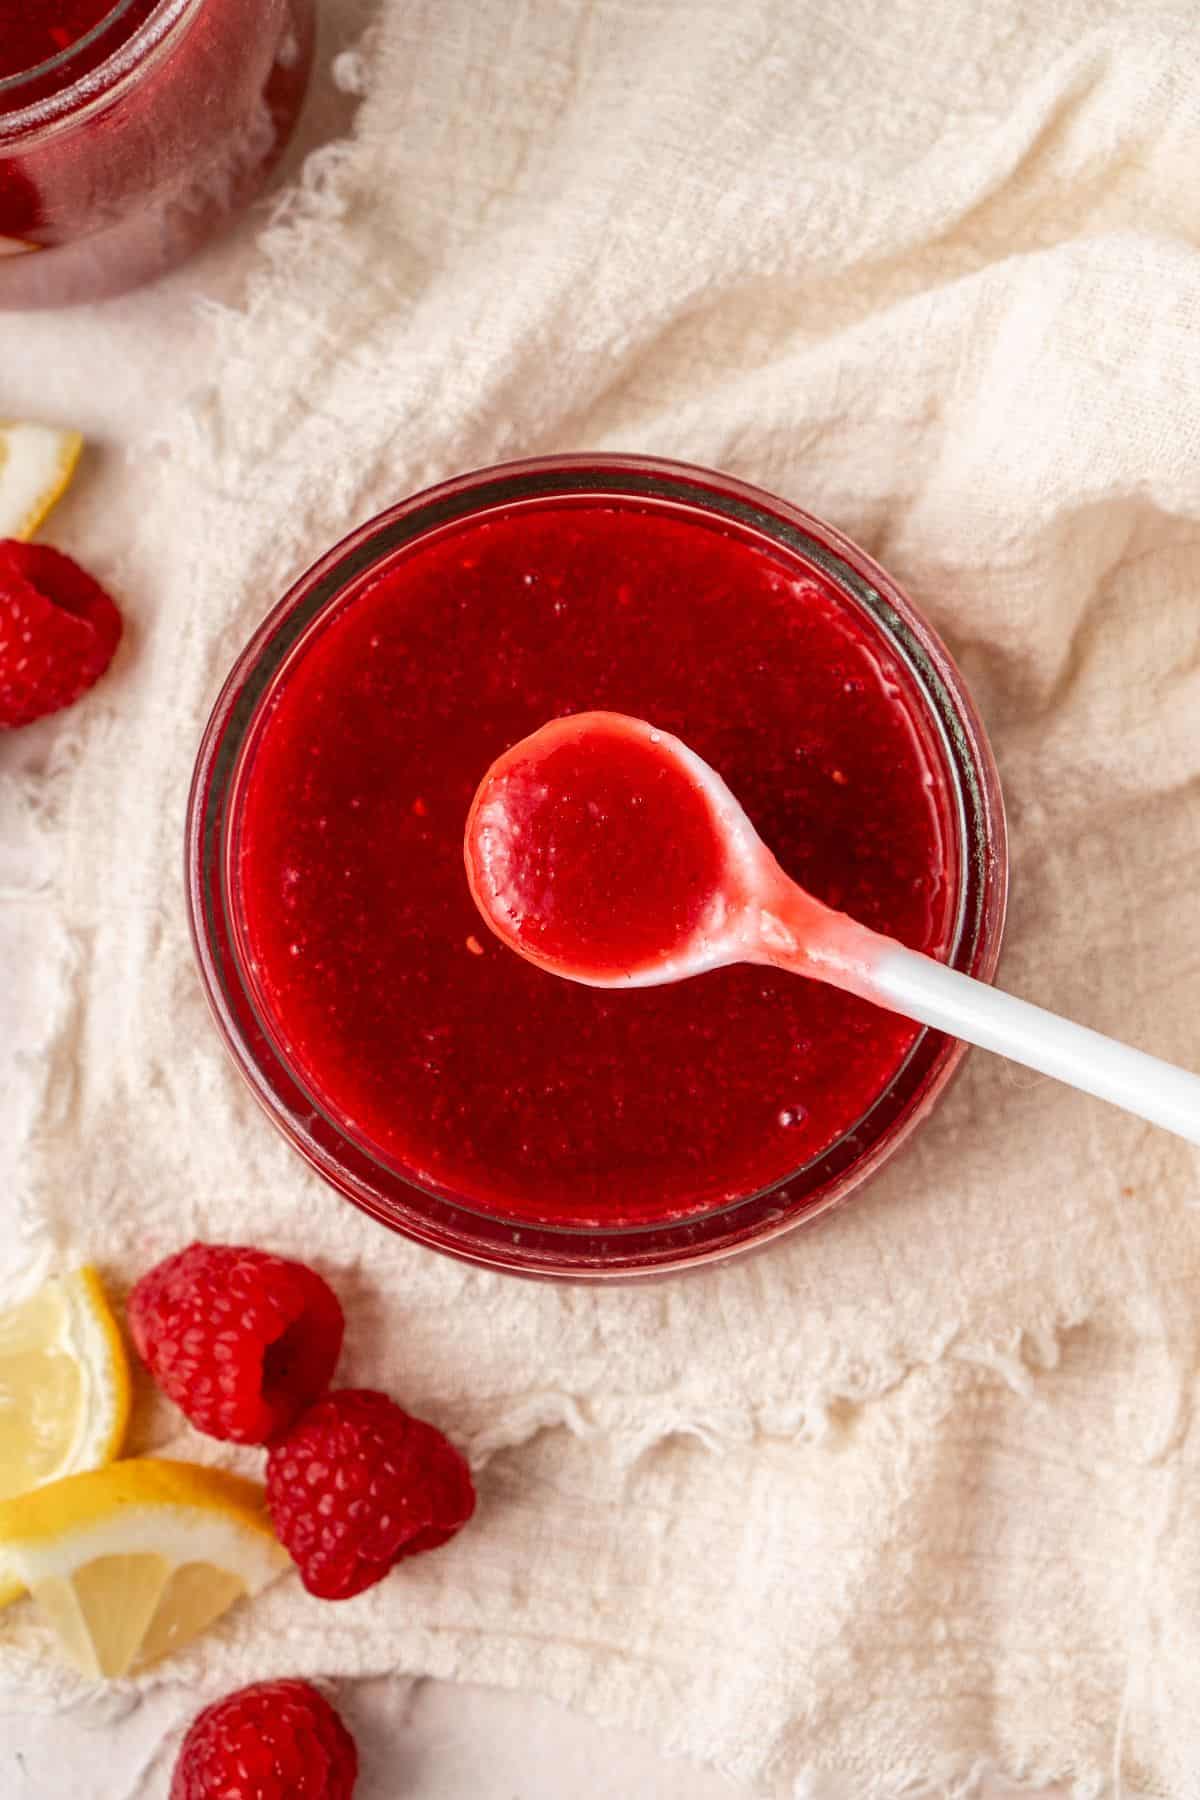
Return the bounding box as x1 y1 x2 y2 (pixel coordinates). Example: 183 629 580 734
236 501 956 1224
467 717 732 981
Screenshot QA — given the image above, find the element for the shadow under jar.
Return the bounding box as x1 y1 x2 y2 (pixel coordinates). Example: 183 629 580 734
0 0 314 308
188 456 1008 1280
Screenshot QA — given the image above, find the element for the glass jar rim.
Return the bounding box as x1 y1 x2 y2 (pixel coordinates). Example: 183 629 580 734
187 454 1009 1280
0 0 194 135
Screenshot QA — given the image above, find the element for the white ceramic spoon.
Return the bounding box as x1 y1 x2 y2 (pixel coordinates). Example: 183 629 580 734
465 711 1200 1146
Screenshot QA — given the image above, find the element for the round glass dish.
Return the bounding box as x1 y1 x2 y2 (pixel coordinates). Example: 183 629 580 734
187 455 1008 1280
0 0 314 308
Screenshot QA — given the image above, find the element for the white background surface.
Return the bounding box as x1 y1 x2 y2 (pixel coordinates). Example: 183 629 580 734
0 7 1079 1795
7 1681 1072 1799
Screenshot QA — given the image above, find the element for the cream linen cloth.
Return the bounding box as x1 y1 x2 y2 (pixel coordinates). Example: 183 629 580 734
4 0 1200 1793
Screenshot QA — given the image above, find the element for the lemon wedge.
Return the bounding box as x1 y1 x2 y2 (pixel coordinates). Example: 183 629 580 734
0 1268 131 1614
0 1459 289 1678
0 420 84 541
0 1268 130 1507
0 1268 130 1509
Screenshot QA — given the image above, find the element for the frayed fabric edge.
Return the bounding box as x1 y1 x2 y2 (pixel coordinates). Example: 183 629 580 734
461 1311 1089 1472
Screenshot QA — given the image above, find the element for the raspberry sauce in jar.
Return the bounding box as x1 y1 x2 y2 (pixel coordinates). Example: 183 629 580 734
0 0 313 305
0 1 140 83
189 458 1006 1278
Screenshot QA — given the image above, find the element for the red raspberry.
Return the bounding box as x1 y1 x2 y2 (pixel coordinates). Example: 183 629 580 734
267 1389 476 1600
170 1678 358 1800
128 1244 344 1444
0 540 122 729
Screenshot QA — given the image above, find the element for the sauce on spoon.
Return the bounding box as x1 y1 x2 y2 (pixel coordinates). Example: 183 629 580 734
466 711 860 989
466 713 731 982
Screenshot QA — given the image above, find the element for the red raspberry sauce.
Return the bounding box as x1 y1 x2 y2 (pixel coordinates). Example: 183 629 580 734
0 1 148 85
468 718 732 980
235 502 955 1225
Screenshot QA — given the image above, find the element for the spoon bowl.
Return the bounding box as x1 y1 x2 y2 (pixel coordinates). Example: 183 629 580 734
466 711 784 986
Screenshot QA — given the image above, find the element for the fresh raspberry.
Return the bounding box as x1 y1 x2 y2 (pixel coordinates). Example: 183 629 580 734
169 1678 358 1800
128 1244 344 1444
0 541 122 729
267 1388 476 1600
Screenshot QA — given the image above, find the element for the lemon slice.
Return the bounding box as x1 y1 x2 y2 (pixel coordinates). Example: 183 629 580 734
0 420 84 541
0 1268 130 1508
0 1459 289 1677
0 1268 130 1614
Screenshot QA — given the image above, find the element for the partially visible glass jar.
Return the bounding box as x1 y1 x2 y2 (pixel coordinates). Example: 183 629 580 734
0 0 315 309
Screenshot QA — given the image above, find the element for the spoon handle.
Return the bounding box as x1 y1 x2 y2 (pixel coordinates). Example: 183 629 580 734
868 945 1200 1146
